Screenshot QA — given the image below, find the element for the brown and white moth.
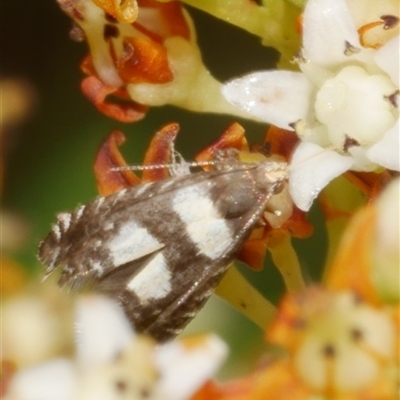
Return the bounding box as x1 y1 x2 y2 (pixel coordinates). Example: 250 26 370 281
38 156 287 342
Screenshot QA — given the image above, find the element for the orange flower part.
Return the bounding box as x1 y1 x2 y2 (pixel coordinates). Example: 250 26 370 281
196 287 397 400
263 125 299 160
358 15 399 49
0 360 17 398
267 289 306 351
133 0 191 41
195 122 249 170
80 74 148 122
94 130 141 196
141 123 180 182
57 0 192 120
1 257 27 296
236 231 269 272
117 37 173 84
267 287 397 398
157 1 191 40
94 123 182 195
281 206 313 238
326 176 399 305
92 0 138 23
344 170 392 203
326 204 381 305
295 13 303 36
192 360 311 400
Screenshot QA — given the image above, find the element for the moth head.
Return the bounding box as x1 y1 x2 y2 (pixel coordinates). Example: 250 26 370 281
261 161 288 189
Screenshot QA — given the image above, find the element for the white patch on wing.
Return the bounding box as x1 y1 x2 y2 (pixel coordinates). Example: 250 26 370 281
104 222 114 230
52 224 61 240
90 261 103 273
108 221 164 266
47 246 60 268
112 189 127 205
57 213 71 231
159 179 176 191
172 184 232 259
127 252 172 304
95 196 105 211
75 205 85 220
132 183 152 197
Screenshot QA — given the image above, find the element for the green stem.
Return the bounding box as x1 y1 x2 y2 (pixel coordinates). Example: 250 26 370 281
215 265 276 330
269 234 306 292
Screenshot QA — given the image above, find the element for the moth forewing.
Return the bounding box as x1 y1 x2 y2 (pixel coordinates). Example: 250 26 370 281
38 160 288 341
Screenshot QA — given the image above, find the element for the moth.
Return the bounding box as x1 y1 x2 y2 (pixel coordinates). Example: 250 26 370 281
38 153 287 342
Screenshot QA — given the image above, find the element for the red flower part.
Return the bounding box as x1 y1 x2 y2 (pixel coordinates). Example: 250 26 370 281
93 123 181 195
195 122 250 169
141 123 180 182
117 37 174 84
81 75 148 122
133 0 191 41
94 130 141 196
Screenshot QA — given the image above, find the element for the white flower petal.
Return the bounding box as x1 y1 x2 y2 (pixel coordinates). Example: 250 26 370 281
75 295 134 368
347 146 378 172
153 335 227 400
314 65 397 147
367 120 400 171
303 0 361 67
374 35 400 86
6 359 76 400
289 141 354 211
222 71 312 129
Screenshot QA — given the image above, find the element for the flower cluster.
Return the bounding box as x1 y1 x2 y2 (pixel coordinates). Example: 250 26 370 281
5 293 227 400
223 0 399 210
3 0 399 399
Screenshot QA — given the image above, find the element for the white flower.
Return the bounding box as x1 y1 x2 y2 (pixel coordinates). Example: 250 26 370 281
5 295 227 400
223 0 399 211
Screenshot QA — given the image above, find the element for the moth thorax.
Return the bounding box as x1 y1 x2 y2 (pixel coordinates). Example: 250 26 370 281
214 171 265 219
256 162 287 192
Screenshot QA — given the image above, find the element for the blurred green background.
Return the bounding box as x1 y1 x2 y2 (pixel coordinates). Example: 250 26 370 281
1 0 327 377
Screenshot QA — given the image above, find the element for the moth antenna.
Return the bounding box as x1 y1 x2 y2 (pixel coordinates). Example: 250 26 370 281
110 160 218 172
287 144 337 171
111 146 261 175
